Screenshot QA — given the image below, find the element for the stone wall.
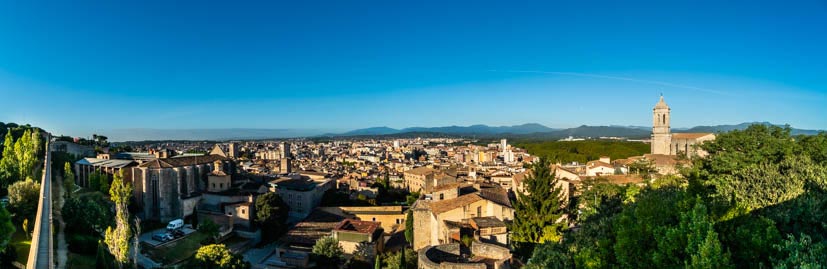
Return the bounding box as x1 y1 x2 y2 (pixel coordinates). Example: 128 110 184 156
418 241 511 269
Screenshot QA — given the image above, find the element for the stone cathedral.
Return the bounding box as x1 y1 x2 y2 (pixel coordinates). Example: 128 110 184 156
650 96 716 157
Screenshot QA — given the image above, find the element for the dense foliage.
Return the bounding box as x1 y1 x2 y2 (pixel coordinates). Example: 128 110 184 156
523 125 827 268
255 192 289 244
379 248 417 269
516 140 649 164
63 192 113 254
312 236 344 267
192 244 250 269
7 179 41 223
0 128 43 190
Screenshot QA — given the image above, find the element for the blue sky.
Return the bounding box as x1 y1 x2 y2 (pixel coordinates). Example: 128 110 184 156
1 0 826 138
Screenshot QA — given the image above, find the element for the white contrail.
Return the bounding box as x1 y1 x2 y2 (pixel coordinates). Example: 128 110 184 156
488 70 732 96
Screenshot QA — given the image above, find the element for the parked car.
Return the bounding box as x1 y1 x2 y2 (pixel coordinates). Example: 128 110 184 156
152 233 173 242
171 229 184 238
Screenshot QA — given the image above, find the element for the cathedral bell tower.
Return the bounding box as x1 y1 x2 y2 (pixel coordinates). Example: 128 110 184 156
651 95 672 155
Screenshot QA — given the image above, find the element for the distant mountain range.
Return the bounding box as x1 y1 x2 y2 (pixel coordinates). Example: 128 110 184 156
328 122 823 140
106 122 823 141
329 123 557 137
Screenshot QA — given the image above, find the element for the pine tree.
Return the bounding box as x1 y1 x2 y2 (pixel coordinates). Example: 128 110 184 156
509 157 567 258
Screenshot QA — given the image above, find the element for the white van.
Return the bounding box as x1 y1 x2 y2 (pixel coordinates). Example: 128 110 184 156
166 219 184 231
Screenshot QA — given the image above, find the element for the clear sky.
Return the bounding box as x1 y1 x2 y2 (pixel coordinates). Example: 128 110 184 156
1 0 826 138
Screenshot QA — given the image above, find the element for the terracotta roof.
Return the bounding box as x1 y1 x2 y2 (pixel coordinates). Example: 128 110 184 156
333 219 381 234
405 166 438 176
283 209 349 247
429 194 483 215
478 188 512 208
138 154 226 168
671 133 714 139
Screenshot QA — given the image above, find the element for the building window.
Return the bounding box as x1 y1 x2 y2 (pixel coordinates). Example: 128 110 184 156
242 209 246 214
477 206 481 217
439 193 444 200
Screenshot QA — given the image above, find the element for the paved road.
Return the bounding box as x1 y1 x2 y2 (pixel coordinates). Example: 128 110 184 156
27 139 53 269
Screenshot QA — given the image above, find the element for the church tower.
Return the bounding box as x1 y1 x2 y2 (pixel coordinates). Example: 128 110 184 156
651 95 672 155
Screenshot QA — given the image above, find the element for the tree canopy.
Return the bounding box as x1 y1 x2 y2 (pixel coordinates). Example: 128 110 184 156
254 192 289 243
522 125 827 268
192 244 250 269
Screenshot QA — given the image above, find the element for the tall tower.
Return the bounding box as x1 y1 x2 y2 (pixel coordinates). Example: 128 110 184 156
651 95 672 155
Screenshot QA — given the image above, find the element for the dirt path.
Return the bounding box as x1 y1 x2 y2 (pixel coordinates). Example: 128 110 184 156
54 173 68 269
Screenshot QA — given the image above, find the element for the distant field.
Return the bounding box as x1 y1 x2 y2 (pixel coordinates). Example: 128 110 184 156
516 140 649 163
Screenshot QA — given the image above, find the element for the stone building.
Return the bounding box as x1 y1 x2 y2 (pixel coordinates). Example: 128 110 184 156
413 184 514 250
650 96 716 158
404 167 458 193
129 154 230 222
331 219 384 258
418 241 512 269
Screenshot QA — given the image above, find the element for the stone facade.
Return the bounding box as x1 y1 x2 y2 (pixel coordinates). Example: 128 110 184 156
412 186 514 250
418 242 511 269
129 155 229 222
650 96 715 158
651 96 672 155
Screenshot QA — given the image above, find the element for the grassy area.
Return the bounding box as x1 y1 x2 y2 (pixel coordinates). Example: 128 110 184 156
145 231 209 265
10 229 31 265
67 252 96 268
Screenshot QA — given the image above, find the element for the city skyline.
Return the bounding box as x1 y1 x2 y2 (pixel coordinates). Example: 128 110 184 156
2 1 826 137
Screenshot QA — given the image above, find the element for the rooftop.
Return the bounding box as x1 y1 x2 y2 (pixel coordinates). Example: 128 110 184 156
333 219 381 234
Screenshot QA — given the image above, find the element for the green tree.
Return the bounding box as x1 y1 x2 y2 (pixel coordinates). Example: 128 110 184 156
682 199 732 269
254 192 289 243
404 210 413 245
772 233 827 269
63 192 113 235
510 157 567 258
104 171 133 267
382 248 417 269
89 170 103 193
312 236 343 267
199 219 221 243
0 131 17 188
63 161 77 199
13 129 40 182
0 206 14 252
525 242 572 269
8 179 40 221
192 244 250 269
